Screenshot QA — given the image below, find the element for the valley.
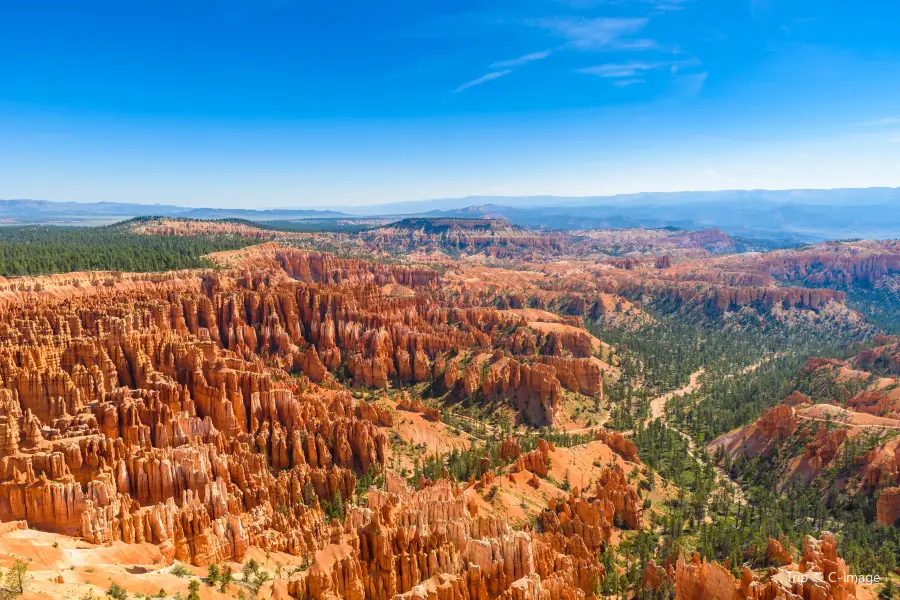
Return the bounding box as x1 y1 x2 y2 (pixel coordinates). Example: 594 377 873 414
0 217 897 600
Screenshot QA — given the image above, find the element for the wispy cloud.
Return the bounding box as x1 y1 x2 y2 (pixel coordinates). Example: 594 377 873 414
491 50 553 69
652 1 689 10
614 38 658 50
447 1 693 94
578 61 664 78
675 71 708 97
453 69 513 93
534 17 650 50
578 59 705 93
864 116 900 127
627 0 691 10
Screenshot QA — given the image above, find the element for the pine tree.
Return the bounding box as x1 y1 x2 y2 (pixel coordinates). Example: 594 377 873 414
187 579 201 600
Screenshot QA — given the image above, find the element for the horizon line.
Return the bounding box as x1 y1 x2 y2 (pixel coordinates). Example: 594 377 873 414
4 185 900 211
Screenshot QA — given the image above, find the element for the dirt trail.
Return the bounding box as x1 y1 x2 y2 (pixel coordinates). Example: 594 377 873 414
565 423 609 435
793 401 900 430
649 368 705 420
649 353 783 421
796 415 900 430
646 365 752 505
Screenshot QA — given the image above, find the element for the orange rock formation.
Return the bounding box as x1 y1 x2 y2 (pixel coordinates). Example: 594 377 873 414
675 534 856 600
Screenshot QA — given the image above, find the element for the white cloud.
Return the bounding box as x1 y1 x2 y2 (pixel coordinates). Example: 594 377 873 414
535 17 649 49
579 58 705 93
613 38 658 50
491 50 553 69
613 78 646 87
453 70 513 93
578 62 663 78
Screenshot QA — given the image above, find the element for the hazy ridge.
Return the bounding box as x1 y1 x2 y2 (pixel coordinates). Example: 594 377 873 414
4 186 900 242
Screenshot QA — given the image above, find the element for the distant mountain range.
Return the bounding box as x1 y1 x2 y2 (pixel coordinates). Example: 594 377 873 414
4 187 900 242
416 200 900 242
333 187 900 214
0 199 346 224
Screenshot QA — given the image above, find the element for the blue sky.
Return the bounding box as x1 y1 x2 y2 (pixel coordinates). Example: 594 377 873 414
2 0 900 207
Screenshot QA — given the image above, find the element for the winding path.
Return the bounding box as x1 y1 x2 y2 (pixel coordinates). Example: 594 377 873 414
795 413 900 431
647 366 748 505
649 368 705 420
